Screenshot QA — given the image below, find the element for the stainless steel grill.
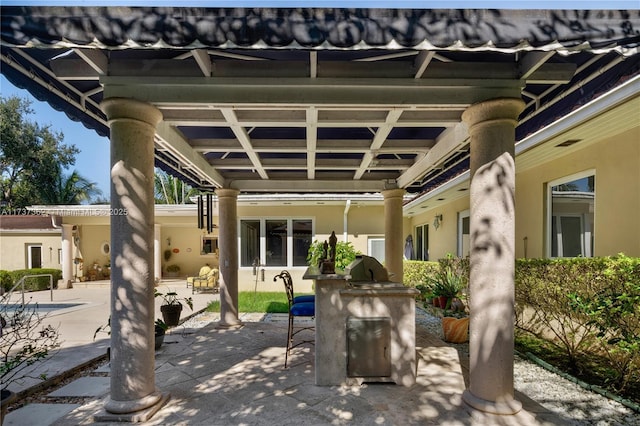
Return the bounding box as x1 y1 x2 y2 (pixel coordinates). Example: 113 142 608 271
345 255 390 284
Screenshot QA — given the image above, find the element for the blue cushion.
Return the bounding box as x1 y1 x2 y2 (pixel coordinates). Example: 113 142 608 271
290 301 315 317
293 295 315 304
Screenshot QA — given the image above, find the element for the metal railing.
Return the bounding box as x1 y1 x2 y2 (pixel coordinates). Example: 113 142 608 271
1 274 54 305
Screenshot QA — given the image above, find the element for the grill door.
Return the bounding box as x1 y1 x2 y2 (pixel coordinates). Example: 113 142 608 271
347 317 391 377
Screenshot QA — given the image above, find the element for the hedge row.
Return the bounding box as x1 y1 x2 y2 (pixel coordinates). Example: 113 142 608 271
404 254 639 394
0 268 62 292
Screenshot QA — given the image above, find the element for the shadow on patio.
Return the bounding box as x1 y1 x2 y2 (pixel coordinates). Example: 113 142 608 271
48 316 568 426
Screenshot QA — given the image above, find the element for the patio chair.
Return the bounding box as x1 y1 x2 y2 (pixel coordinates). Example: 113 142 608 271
274 270 315 368
187 265 219 294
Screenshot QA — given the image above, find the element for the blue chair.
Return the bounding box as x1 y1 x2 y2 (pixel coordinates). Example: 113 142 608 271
274 270 315 367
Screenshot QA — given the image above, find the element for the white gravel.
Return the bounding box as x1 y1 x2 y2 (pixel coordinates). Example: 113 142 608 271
415 307 640 426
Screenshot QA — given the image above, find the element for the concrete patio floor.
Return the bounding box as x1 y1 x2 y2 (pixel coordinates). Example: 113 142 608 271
3 283 569 425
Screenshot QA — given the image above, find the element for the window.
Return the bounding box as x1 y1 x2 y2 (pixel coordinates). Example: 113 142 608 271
547 171 595 258
202 237 218 255
415 224 429 261
458 210 470 257
27 244 42 269
266 219 287 266
241 220 260 266
292 219 312 266
58 249 62 264
368 237 385 263
240 218 313 268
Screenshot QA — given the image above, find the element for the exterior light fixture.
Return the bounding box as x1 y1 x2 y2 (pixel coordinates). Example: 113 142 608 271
433 214 443 230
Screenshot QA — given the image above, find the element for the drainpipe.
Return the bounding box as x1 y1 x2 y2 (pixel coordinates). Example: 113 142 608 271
343 200 351 242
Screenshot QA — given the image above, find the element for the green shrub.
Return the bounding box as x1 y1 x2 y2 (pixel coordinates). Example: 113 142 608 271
8 269 62 292
306 240 360 271
0 270 12 292
402 260 439 288
567 254 640 392
515 255 639 393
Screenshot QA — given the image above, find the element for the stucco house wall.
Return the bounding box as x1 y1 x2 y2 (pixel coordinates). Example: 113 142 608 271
516 126 640 258
406 116 639 263
0 231 62 270
3 202 386 292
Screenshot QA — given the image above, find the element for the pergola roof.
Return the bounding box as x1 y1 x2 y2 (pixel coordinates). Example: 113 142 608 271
2 7 639 196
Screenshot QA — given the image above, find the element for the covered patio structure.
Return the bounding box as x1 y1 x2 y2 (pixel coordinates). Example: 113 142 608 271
2 6 638 421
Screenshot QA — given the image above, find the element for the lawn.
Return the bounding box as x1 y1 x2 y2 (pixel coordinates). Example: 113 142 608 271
206 291 312 313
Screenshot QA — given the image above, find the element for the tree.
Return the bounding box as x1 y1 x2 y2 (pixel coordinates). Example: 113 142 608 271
154 169 198 204
40 168 103 205
0 95 78 208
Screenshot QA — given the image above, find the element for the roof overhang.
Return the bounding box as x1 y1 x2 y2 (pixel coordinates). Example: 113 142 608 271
2 7 638 198
403 73 640 214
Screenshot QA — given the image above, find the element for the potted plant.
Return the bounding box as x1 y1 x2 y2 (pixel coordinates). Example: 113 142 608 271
154 319 168 349
1 301 60 423
165 264 181 278
426 258 466 310
155 290 193 327
94 316 169 354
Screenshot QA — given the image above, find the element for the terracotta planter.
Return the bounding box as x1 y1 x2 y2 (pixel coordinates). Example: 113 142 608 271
442 317 469 343
438 296 449 309
161 303 183 327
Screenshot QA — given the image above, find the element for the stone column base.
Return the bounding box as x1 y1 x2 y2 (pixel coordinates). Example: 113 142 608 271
216 321 244 330
462 389 522 415
95 392 170 422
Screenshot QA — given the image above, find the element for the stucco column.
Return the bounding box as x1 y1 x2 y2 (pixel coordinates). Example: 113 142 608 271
461 98 524 415
216 188 241 328
99 98 167 420
382 188 405 283
154 224 162 283
61 224 74 288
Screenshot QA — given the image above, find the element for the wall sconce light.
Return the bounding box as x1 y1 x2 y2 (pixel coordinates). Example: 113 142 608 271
166 237 171 246
433 214 443 230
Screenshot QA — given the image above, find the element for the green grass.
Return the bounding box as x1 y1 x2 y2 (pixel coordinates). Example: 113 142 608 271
206 291 312 314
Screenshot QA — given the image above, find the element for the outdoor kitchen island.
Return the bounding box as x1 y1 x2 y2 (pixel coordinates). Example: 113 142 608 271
303 255 419 387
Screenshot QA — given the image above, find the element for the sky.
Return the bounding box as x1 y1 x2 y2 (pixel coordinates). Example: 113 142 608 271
2 2 638 197
1 75 112 197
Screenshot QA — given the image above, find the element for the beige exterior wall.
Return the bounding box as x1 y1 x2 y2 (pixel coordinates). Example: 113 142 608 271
408 196 470 261
516 126 640 258
17 203 385 292
406 123 640 262
0 231 62 270
234 204 384 292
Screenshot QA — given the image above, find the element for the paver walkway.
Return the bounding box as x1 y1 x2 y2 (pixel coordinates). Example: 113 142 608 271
3 286 568 425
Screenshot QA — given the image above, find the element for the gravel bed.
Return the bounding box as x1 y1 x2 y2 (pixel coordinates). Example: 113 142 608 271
416 307 639 426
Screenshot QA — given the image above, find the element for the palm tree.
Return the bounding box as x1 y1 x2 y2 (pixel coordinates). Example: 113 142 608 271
42 169 102 204
154 169 198 204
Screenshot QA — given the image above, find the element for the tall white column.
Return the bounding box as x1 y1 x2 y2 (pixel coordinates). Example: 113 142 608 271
99 98 167 420
382 188 405 283
154 224 162 283
461 98 524 415
216 188 241 328
61 224 74 288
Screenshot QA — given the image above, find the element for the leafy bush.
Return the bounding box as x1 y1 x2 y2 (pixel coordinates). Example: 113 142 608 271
567 254 640 392
402 260 439 288
515 258 600 373
306 240 360 271
6 269 62 292
515 255 639 394
1 300 60 391
0 270 12 292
